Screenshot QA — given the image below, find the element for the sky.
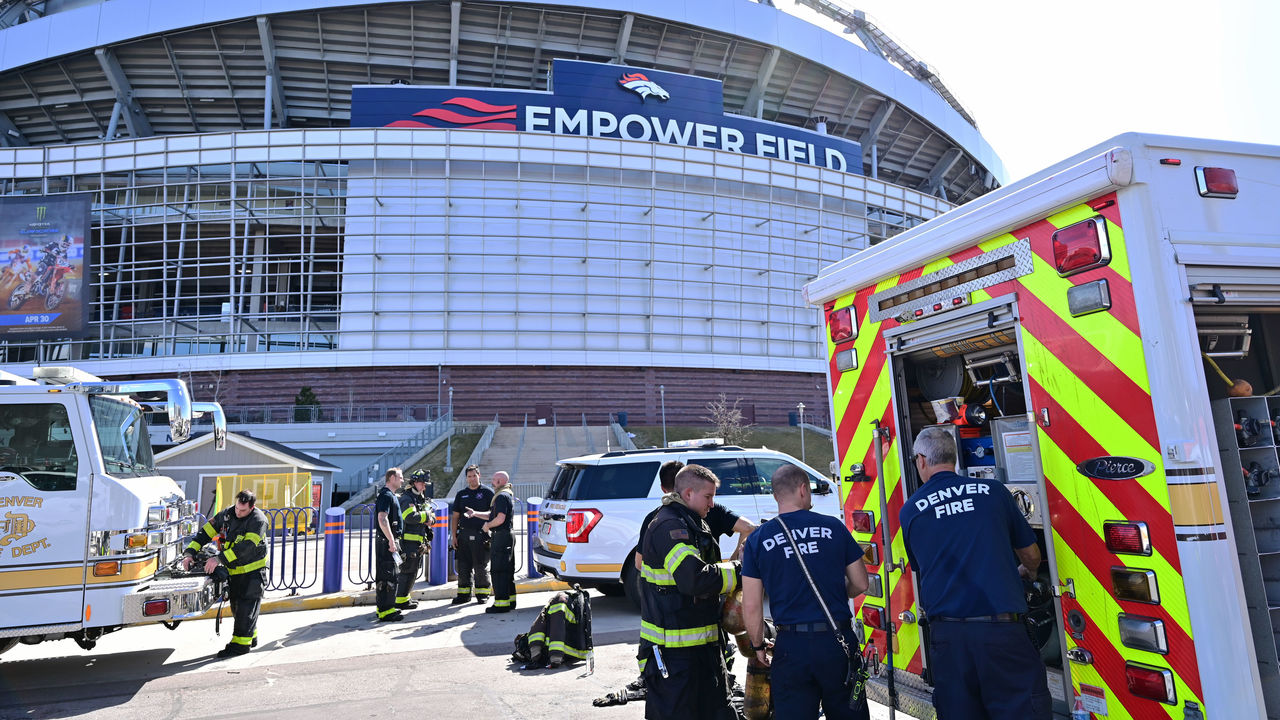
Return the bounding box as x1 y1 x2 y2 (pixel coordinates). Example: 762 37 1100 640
786 0 1280 183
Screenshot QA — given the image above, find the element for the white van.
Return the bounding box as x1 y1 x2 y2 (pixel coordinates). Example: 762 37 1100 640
532 441 840 607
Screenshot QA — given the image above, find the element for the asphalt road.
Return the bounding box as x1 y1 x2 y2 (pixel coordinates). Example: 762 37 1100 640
1 589 893 720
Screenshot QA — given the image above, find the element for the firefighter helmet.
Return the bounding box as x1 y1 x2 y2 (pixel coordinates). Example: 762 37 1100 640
410 469 430 484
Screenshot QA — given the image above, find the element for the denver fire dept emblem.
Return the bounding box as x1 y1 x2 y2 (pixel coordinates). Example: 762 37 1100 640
0 511 35 547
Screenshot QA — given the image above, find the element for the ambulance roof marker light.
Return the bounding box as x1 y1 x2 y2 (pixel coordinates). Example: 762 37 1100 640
1159 158 1181 166
1196 167 1238 198
829 307 856 344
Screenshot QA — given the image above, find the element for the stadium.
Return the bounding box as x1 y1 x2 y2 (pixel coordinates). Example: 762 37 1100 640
0 0 1004 431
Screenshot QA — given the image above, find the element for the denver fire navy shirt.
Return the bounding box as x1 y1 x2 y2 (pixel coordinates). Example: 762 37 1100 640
741 509 861 625
899 470 1036 618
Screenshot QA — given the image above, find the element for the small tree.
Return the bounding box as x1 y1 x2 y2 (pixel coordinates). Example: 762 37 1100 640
702 393 753 446
294 386 321 422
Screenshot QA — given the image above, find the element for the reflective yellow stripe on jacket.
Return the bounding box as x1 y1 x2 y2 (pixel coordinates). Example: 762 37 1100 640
640 620 719 648
662 543 698 575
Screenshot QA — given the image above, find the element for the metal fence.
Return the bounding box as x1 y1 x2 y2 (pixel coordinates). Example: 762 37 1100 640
190 506 322 595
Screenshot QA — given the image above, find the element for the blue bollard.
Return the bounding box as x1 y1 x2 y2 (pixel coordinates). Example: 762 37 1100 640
526 497 542 578
322 507 344 594
428 500 450 586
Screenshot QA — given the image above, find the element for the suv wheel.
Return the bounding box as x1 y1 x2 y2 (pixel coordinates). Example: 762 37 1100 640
622 559 641 611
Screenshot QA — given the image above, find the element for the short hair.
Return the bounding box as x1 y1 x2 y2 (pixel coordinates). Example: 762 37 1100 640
385 467 402 482
913 426 958 467
236 489 256 507
771 464 808 499
465 464 480 475
493 471 510 484
658 460 685 492
675 464 719 495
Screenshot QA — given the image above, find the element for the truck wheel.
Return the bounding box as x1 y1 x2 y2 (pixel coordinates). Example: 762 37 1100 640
622 560 641 611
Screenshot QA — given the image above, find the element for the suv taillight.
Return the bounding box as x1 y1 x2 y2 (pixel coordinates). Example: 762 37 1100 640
566 509 603 543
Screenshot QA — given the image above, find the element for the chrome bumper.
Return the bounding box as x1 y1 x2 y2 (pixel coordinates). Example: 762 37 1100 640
121 575 216 624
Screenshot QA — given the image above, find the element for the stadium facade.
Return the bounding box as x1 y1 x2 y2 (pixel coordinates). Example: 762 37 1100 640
0 0 1004 427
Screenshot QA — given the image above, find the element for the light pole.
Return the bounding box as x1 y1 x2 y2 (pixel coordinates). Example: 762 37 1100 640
797 402 806 463
444 386 455 473
659 384 667 448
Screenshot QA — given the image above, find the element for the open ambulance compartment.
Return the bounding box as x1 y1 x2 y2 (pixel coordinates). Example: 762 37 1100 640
881 296 1073 713
1191 292 1280 718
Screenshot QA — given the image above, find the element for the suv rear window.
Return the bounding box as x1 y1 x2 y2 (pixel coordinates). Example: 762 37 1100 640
547 462 660 501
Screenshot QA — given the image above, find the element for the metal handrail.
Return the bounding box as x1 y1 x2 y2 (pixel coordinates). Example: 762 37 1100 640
347 411 454 494
582 412 596 454
188 403 449 425
511 413 529 481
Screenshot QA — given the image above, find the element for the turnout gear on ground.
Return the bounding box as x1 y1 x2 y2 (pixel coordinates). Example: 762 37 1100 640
453 484 494 602
184 505 269 653
374 484 403 621
395 484 433 607
639 493 739 720
487 484 517 613
512 586 593 668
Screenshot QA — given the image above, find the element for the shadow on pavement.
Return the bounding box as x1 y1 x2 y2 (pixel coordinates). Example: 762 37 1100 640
0 646 224 717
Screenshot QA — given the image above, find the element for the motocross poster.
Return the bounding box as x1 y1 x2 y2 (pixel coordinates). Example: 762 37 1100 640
0 195 91 339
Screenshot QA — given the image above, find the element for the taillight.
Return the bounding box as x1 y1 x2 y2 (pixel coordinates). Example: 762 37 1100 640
1118 613 1168 654
850 510 875 534
1052 217 1111 276
1195 166 1238 198
1125 662 1176 704
865 573 883 598
565 508 602 543
861 543 880 566
1104 522 1151 556
1111 567 1160 603
862 604 888 630
143 599 170 617
829 307 856 344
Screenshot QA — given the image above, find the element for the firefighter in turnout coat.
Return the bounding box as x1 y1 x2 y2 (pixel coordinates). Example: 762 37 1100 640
395 470 434 609
639 464 740 720
182 489 270 657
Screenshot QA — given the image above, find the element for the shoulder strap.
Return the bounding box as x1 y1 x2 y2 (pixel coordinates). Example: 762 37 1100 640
775 514 853 661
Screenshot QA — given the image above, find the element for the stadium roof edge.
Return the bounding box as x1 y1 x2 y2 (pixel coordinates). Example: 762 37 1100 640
0 0 1005 184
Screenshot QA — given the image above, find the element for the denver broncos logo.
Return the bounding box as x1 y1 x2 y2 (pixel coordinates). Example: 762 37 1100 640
618 73 670 102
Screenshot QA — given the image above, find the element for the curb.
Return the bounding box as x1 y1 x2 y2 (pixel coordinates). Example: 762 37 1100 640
185 576 571 621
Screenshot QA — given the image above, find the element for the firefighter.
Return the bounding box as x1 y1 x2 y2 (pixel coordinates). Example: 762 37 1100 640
639 464 739 720
181 488 269 657
467 470 516 613
374 467 405 622
450 464 494 605
899 426 1051 719
741 463 871 719
395 469 434 610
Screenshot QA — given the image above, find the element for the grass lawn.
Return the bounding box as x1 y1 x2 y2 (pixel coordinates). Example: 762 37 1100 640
407 432 482 498
625 424 835 474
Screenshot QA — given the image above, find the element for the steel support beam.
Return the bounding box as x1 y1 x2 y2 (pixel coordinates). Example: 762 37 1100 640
0 110 28 147
859 99 894 169
448 1 461 86
612 13 633 63
741 47 779 118
923 147 962 199
257 16 289 128
94 46 152 137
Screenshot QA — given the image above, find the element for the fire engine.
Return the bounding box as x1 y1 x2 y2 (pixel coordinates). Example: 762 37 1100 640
804 133 1279 719
0 366 225 657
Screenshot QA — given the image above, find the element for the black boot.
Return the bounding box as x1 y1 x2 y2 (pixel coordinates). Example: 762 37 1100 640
216 643 250 658
450 596 470 605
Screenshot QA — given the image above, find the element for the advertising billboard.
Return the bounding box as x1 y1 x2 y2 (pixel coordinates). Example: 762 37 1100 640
352 59 862 176
0 194 91 339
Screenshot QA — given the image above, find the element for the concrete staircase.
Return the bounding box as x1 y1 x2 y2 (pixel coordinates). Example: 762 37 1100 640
476 423 613 498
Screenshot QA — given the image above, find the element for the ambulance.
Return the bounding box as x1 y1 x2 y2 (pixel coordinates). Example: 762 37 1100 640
803 134 1280 719
0 366 225 657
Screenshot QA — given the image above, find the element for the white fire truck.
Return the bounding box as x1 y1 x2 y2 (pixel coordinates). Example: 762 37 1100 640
804 133 1280 719
0 366 225 657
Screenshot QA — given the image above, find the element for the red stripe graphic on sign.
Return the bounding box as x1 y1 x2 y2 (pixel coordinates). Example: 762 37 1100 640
442 97 518 113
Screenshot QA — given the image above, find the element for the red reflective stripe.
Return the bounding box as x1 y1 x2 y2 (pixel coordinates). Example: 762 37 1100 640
1028 377 1179 573
1056 595 1157 720
1046 480 1202 701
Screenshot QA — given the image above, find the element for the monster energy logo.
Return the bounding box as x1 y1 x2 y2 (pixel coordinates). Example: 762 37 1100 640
35 206 46 221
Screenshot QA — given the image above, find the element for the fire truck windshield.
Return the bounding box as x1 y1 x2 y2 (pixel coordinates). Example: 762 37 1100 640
89 396 156 478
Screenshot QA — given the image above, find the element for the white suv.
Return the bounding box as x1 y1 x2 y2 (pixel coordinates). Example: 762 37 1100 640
532 441 841 607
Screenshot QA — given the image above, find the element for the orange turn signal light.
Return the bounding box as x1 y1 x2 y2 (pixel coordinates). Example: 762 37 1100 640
93 561 121 577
